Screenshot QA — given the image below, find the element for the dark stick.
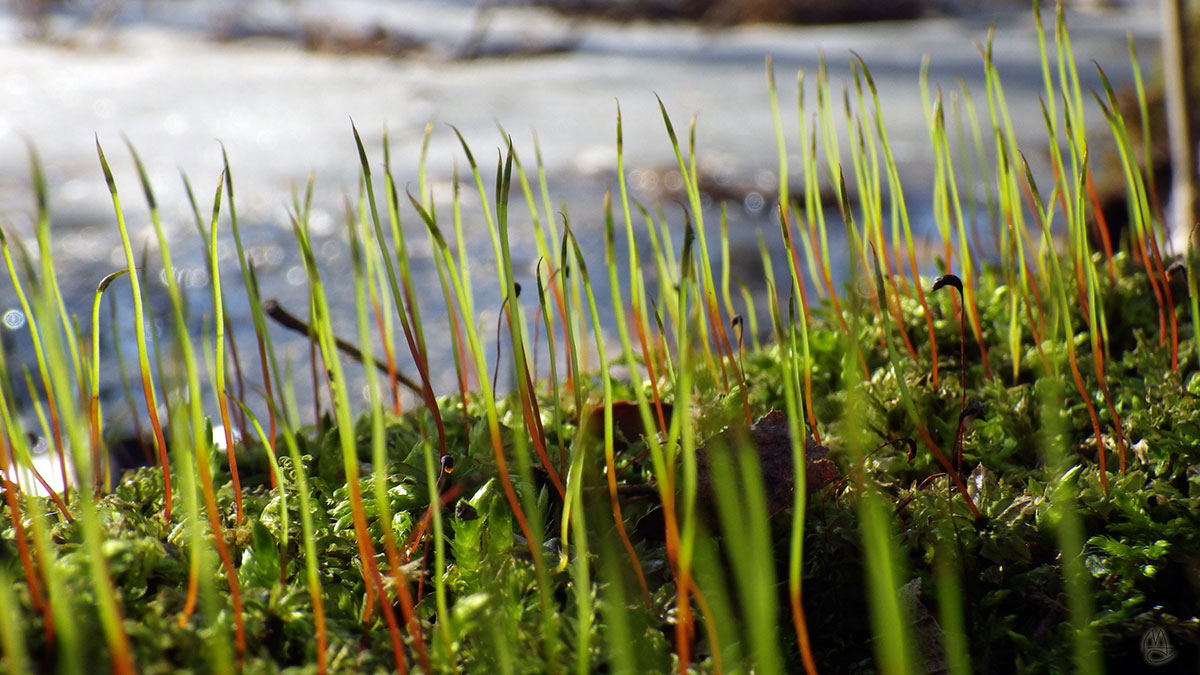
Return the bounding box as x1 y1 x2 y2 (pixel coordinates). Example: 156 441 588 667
263 299 423 395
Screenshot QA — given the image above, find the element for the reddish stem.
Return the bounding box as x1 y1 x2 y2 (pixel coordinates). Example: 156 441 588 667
1 475 53 645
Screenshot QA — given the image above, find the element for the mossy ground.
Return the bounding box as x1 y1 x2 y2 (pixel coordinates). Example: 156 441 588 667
3 251 1197 673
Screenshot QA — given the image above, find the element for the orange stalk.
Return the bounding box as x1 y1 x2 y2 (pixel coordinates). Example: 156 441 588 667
961 285 992 380
214 384 242 524
372 293 402 416
701 294 733 392
906 244 940 388
1084 170 1117 282
1 475 52 645
659 490 692 674
885 279 920 363
255 332 279 490
807 211 846 333
913 421 981 520
345 475 414 672
42 391 68 507
183 447 246 662
631 303 670 438
1066 340 1108 493
307 338 319 422
783 208 866 386
519 372 564 498
1129 219 1169 343
380 486 434 674
781 217 822 441
396 281 447 457
789 585 818 675
138 370 174 523
600 413 652 609
690 579 723 675
498 299 564 497
225 322 249 442
1140 209 1179 370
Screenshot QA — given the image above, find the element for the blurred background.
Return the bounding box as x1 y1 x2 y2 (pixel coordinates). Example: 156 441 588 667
0 0 1166 470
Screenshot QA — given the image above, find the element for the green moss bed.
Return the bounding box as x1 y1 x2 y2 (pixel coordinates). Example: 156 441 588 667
2 251 1198 673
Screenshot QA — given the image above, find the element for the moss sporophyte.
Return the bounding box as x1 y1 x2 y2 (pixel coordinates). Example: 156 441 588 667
2 5 1199 673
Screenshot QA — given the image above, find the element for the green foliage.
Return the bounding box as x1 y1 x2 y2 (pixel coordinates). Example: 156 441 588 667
3 7 1200 672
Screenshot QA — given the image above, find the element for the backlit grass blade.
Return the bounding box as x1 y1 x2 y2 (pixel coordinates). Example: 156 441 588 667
121 141 188 488
589 193 651 607
355 123 447 457
774 211 819 673
1021 154 1112 493
29 222 136 674
616 104 672 435
200 171 246 524
1062 105 1129 474
1127 32 1164 221
451 124 506 290
476 141 564 502
88 270 128 490
635 202 679 383
612 106 693 647
0 446 80 673
769 60 821 440
799 74 847 327
27 146 84 423
981 29 1043 331
268 408 327 674
219 145 284 467
436 180 557 623
0 358 65 664
669 207 700 673
366 154 402 415
346 195 430 670
289 208 412 673
856 54 942 389
0 226 71 514
657 98 729 383
161 168 248 661
849 61 919 367
1037 383 1102 673
920 59 956 270
0 564 28 675
97 139 173 522
756 229 817 672
410 177 555 664
854 250 916 675
420 172 476 445
497 123 563 292
848 59 894 284
930 92 993 380
533 131 587 387
706 427 784 674
1093 67 1177 371
862 189 980 517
